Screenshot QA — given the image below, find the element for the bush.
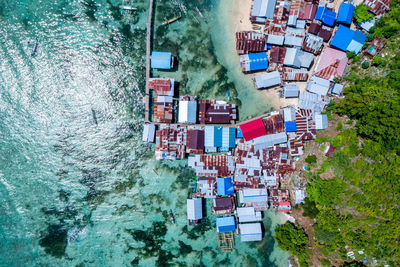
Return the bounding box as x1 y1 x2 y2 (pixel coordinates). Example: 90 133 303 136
354 4 374 23
366 33 374 42
362 61 370 69
337 121 343 131
321 259 331 266
371 56 384 66
346 51 356 59
305 155 317 164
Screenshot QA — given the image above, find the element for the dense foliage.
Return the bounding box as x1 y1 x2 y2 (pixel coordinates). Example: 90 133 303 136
302 5 400 265
353 4 374 23
274 222 310 267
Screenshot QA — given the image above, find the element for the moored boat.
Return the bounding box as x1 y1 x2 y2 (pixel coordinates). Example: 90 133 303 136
162 16 181 25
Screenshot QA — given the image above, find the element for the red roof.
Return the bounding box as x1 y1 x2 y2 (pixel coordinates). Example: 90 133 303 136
239 118 267 141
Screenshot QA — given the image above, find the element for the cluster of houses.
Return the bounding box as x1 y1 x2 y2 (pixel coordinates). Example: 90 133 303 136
142 0 389 249
238 0 388 96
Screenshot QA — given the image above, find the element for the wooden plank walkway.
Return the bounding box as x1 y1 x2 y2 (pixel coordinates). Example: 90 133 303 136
144 0 154 123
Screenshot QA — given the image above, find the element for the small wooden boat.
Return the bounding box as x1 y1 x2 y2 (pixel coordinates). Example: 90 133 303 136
169 209 175 224
162 16 181 25
91 108 98 125
31 39 38 56
119 5 137 11
195 7 207 23
79 0 92 6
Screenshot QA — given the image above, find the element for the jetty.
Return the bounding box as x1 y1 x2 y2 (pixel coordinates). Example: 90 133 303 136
144 0 153 123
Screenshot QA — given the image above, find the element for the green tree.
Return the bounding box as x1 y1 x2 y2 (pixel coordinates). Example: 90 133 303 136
371 56 384 66
346 51 356 59
361 61 370 69
275 222 310 265
305 154 317 164
354 4 374 23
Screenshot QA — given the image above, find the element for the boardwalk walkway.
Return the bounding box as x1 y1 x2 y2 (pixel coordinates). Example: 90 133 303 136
144 0 154 123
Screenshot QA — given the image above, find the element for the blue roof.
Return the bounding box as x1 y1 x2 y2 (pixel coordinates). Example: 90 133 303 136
237 127 243 138
285 121 297 132
248 52 268 71
216 216 236 232
217 177 234 196
204 126 222 148
337 3 354 25
315 6 336 26
221 127 236 151
331 25 366 54
151 51 172 69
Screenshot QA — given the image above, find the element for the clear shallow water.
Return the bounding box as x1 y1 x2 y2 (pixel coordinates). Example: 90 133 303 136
0 0 287 266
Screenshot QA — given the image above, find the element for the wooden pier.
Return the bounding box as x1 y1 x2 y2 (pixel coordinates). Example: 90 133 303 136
142 0 273 126
144 0 154 123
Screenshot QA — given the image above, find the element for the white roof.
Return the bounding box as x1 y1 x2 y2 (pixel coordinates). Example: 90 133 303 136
239 223 263 242
283 84 299 98
253 132 288 150
239 188 268 204
254 71 282 89
332 83 344 95
267 34 285 45
295 189 306 204
157 95 173 103
307 76 331 96
187 198 203 220
178 100 197 123
315 113 328 129
237 207 262 223
283 107 296 122
142 123 155 143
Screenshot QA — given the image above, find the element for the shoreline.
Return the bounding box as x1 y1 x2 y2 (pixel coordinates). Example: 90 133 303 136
228 0 310 111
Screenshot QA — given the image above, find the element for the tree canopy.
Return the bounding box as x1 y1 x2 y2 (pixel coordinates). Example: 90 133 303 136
353 4 374 23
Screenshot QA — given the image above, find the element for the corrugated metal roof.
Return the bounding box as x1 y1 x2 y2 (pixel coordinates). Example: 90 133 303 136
284 27 305 47
283 84 299 98
217 177 234 196
142 124 155 143
302 33 324 55
337 3 355 25
315 6 336 26
239 118 267 141
283 107 296 121
221 127 236 150
240 188 269 203
253 132 288 150
315 113 328 129
331 25 366 54
178 100 197 123
240 52 269 72
284 47 313 69
187 198 203 220
267 34 285 45
204 126 222 149
151 51 172 69
307 76 331 96
216 216 236 232
254 70 282 88
251 0 277 19
239 223 262 242
285 121 297 132
332 83 344 95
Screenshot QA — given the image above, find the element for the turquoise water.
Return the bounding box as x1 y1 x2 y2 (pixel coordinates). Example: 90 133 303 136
0 0 286 266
